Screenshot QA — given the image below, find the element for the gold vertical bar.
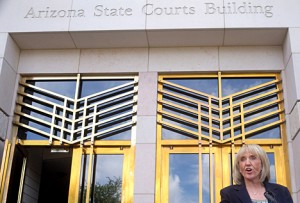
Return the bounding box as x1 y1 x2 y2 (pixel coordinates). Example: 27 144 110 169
208 97 212 142
121 147 128 203
222 147 231 187
1 136 17 203
231 144 235 184
68 147 83 203
0 140 11 202
240 104 245 143
209 144 214 203
131 76 138 147
276 74 291 189
85 146 94 203
218 72 223 141
17 157 27 203
215 147 222 203
229 97 234 141
81 98 88 144
60 99 67 143
198 103 202 203
198 145 202 203
161 147 169 203
155 76 164 203
71 74 81 142
274 146 286 185
121 147 135 203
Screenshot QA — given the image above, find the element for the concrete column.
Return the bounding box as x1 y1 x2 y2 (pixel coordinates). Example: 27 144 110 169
0 33 20 139
283 28 300 203
134 72 158 203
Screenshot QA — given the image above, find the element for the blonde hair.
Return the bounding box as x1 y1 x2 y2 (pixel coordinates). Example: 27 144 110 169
233 144 270 185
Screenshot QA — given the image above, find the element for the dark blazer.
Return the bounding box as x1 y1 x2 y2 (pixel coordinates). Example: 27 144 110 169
220 181 293 203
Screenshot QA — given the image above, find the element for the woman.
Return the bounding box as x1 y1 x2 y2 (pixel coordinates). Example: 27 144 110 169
220 144 293 203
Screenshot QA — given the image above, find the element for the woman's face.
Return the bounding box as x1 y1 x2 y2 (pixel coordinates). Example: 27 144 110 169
238 151 262 183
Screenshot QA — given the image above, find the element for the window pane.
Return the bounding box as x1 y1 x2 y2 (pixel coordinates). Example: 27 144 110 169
91 155 123 203
169 154 198 203
80 79 132 98
221 77 274 97
27 80 76 98
78 154 90 203
267 153 276 183
166 78 218 97
17 77 137 142
202 154 211 203
248 127 281 139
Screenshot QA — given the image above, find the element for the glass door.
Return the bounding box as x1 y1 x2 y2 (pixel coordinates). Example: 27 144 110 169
69 146 134 203
156 73 291 203
159 146 223 203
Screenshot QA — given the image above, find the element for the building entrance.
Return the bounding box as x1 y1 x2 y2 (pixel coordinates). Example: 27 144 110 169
6 146 72 203
155 73 291 203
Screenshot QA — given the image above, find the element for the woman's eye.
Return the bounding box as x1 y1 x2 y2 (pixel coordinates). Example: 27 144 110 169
250 156 257 160
240 157 246 162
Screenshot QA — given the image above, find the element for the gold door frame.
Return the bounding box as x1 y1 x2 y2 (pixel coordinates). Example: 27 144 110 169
69 144 135 203
156 72 291 203
1 74 138 202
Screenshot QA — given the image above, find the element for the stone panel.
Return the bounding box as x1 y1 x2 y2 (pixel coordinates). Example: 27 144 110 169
0 59 17 114
0 33 8 58
136 116 157 144
0 110 8 140
288 102 300 140
18 50 80 74
149 47 218 72
147 29 224 47
289 28 300 53
70 31 148 48
3 35 20 72
224 28 287 46
137 72 157 116
79 48 148 73
11 33 76 50
283 28 300 67
134 144 156 194
219 46 283 71
284 54 300 113
292 131 300 196
283 29 292 67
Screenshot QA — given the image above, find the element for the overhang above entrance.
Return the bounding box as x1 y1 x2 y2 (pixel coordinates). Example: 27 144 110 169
10 28 287 49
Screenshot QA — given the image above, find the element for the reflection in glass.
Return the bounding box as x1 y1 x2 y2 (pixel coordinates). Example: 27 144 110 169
202 154 211 203
169 154 198 203
162 126 197 140
248 127 280 139
27 80 76 98
79 79 131 98
18 77 136 142
79 155 90 203
90 155 123 203
78 154 124 203
267 153 276 183
221 78 274 97
166 78 218 97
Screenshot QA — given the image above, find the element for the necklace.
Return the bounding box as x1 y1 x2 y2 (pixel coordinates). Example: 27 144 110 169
248 185 263 196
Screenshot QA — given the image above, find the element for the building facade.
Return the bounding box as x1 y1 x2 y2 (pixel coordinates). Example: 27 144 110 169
0 0 300 202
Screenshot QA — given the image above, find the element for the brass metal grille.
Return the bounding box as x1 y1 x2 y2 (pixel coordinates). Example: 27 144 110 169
14 75 138 145
157 74 284 144
155 73 289 203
